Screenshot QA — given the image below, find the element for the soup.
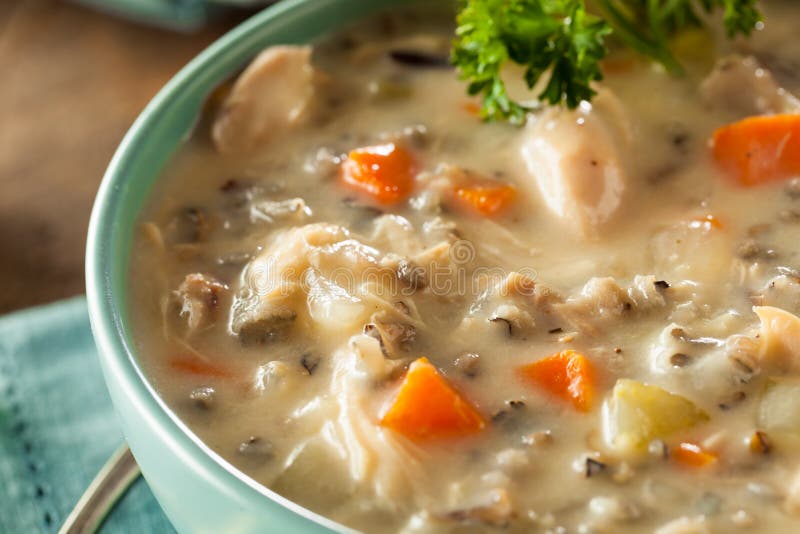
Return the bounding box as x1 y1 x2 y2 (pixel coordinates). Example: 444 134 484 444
130 3 800 532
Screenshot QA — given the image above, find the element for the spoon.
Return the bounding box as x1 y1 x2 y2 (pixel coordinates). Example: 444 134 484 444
58 444 142 534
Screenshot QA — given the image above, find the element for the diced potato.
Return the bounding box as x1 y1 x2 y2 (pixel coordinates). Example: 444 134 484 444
758 377 800 435
604 379 709 456
754 306 800 371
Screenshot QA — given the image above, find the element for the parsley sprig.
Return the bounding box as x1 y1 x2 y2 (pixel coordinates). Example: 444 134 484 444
451 0 763 124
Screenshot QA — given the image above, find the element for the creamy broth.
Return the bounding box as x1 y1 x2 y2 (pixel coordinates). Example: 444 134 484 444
130 3 800 532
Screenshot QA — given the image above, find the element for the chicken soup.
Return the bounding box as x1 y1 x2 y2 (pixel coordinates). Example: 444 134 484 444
129 2 800 532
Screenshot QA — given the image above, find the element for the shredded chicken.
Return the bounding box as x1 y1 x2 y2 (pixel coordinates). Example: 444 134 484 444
229 223 356 342
370 214 463 296
270 334 429 516
371 215 424 257
462 272 563 336
173 273 228 333
230 222 436 344
363 308 417 359
627 275 668 311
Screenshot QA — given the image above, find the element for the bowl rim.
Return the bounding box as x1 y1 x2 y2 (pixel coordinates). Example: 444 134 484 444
85 0 411 531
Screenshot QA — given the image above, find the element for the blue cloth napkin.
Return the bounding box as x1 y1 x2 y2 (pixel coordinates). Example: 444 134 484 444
0 297 174 533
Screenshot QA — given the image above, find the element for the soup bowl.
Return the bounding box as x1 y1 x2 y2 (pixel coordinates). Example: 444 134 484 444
85 0 414 531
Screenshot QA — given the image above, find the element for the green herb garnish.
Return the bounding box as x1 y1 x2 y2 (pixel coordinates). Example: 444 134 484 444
451 0 763 123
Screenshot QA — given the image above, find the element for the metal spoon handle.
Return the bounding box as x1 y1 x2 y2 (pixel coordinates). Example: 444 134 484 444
58 444 142 534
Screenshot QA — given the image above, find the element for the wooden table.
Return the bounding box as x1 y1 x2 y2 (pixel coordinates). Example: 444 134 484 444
0 0 251 313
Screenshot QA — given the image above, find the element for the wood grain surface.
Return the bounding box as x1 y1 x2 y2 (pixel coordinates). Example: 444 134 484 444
0 0 250 313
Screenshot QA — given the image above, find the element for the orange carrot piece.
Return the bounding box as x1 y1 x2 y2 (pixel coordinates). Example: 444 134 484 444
712 114 800 187
671 442 718 468
517 350 595 412
170 356 230 378
380 357 485 442
340 143 415 204
454 182 517 216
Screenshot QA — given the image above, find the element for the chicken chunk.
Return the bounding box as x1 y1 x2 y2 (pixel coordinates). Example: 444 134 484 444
229 223 352 342
753 272 800 313
519 90 632 236
230 223 404 343
555 277 631 335
363 315 417 359
754 306 800 372
700 55 800 117
648 322 759 401
627 275 668 311
213 46 316 153
568 277 631 315
556 275 668 336
461 271 564 337
370 215 423 257
173 273 228 333
368 214 468 298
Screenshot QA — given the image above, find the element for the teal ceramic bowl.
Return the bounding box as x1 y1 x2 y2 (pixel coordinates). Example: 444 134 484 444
85 0 415 531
